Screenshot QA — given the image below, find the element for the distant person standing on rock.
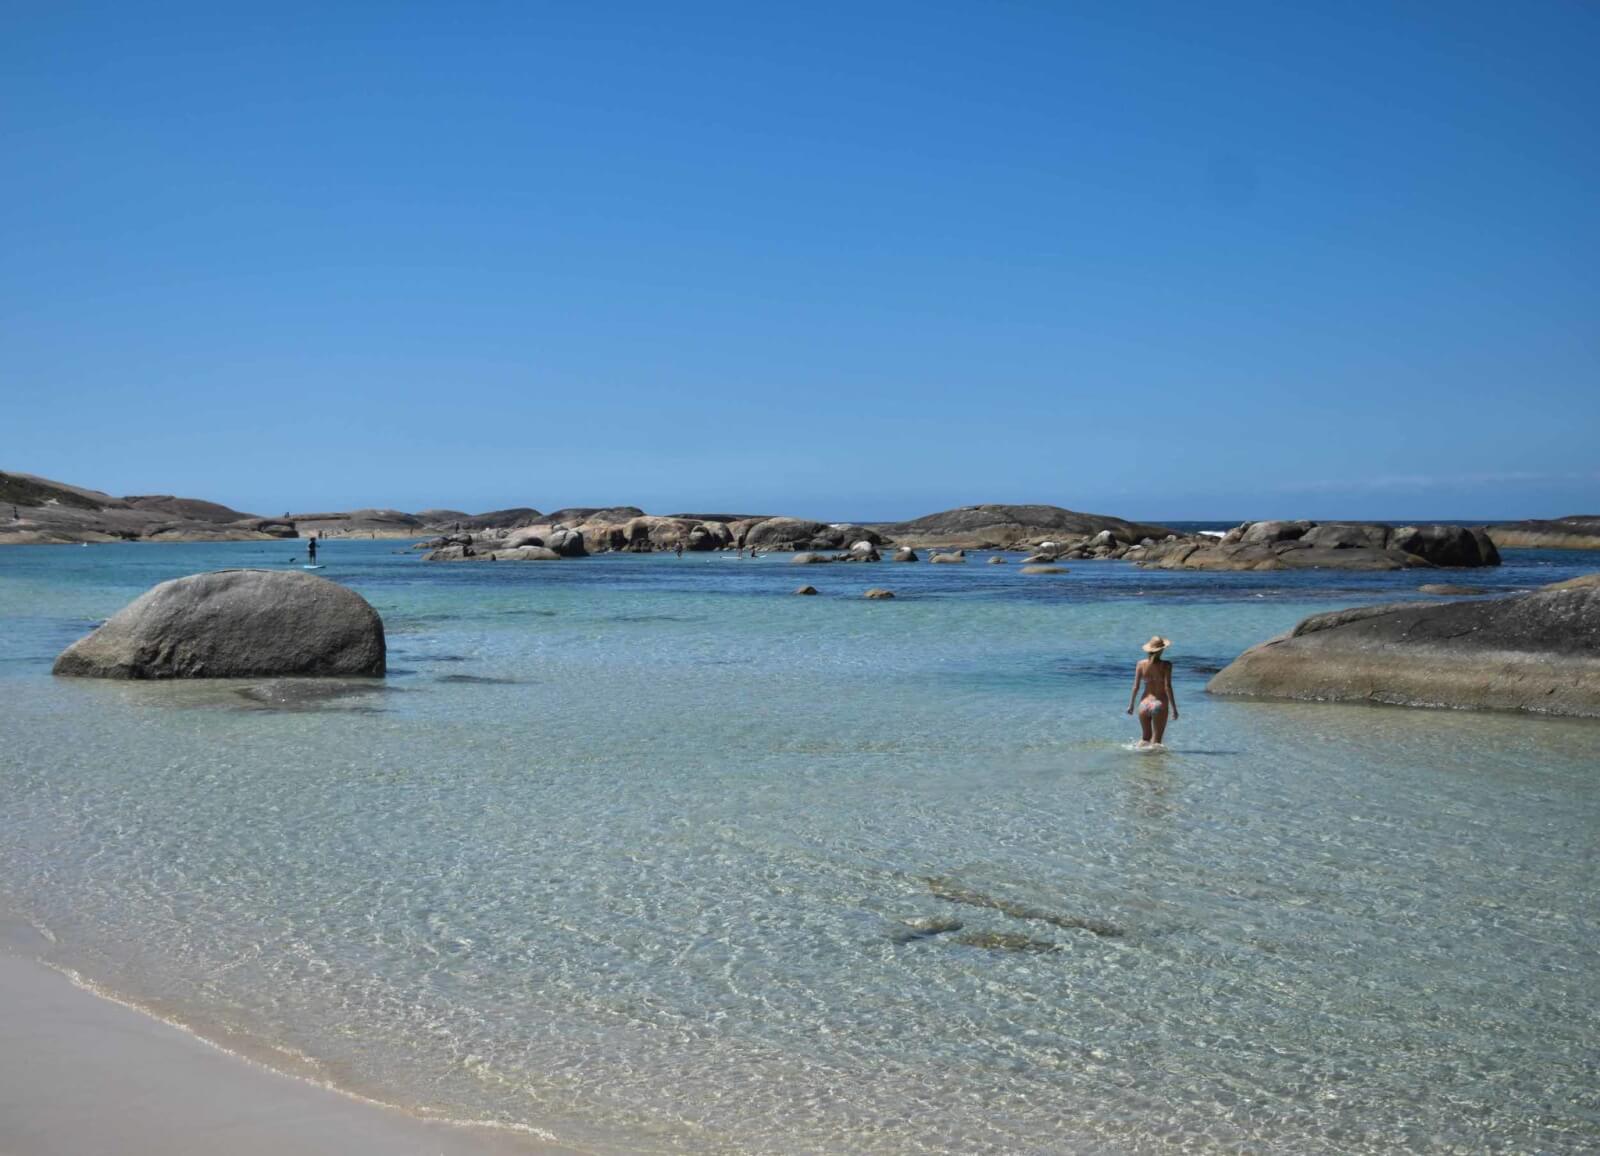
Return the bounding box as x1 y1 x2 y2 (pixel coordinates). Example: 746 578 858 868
1127 635 1177 747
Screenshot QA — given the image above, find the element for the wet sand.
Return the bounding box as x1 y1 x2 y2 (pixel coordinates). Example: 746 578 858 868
0 925 574 1156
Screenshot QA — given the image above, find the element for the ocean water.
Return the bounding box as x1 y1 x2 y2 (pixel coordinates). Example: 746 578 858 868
1 541 1597 1153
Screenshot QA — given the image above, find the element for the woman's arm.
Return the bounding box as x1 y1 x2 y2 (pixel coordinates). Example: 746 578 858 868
1167 663 1178 718
1127 660 1144 714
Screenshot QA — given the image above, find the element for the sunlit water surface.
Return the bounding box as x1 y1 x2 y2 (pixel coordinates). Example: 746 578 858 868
1 541 1596 1153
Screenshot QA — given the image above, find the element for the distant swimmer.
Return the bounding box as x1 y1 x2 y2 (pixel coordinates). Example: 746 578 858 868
1126 635 1177 747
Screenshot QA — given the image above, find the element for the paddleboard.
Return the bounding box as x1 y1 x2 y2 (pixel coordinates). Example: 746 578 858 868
302 564 324 570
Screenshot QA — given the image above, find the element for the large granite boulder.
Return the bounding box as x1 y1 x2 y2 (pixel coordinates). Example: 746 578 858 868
742 517 830 551
1240 520 1312 545
688 522 734 551
1207 580 1600 717
1391 524 1499 567
545 527 588 557
1300 523 1389 550
53 569 385 679
503 527 546 550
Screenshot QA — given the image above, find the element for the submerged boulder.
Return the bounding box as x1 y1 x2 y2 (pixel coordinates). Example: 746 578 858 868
1207 580 1600 717
53 569 386 679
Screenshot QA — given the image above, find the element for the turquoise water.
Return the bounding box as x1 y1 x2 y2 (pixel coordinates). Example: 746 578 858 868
1 541 1597 1153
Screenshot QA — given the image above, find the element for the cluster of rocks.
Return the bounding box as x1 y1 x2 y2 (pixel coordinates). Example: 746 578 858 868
1121 521 1501 571
792 541 883 564
1207 574 1600 717
12 469 1586 577
424 522 591 562
421 513 899 563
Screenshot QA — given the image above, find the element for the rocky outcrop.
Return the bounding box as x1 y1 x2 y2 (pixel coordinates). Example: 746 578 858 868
416 507 542 531
892 547 919 563
286 509 430 539
875 504 1175 550
1127 522 1500 571
490 545 562 561
1 471 280 544
864 588 895 599
53 570 385 679
794 585 818 595
929 551 966 564
742 517 884 552
1207 579 1600 717
1487 516 1600 550
545 528 587 557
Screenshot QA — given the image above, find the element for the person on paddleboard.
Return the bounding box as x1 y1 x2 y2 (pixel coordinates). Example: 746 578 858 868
1126 635 1177 747
307 535 318 564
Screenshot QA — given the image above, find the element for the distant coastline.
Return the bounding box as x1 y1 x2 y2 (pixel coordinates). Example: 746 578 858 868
4 468 1598 551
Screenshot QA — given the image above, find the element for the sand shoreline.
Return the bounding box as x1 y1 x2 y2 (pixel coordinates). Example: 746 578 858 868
0 918 576 1156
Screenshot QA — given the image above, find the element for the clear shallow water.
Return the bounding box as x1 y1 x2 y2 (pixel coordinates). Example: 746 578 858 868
1 541 1597 1153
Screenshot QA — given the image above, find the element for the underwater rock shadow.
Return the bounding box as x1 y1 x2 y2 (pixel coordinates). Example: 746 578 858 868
925 876 1125 938
230 680 401 713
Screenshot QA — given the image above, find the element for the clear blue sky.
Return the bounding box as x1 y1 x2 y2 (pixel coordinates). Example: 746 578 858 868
3 1 1596 521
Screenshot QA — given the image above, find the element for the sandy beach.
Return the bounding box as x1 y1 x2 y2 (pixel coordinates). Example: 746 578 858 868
0 920 571 1156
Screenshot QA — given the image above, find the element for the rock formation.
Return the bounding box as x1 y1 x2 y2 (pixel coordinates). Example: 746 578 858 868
1487 516 1600 550
874 504 1175 550
1206 578 1600 717
53 569 386 679
1126 522 1500 571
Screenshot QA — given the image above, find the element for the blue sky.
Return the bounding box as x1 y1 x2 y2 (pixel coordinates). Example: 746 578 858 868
3 1 1596 520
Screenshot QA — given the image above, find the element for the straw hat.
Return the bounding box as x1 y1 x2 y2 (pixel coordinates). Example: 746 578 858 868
1141 635 1171 654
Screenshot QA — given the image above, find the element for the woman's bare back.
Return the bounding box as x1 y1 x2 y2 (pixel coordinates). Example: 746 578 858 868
1137 657 1172 704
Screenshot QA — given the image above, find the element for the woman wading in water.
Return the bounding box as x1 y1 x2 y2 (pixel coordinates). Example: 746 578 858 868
1127 635 1177 747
